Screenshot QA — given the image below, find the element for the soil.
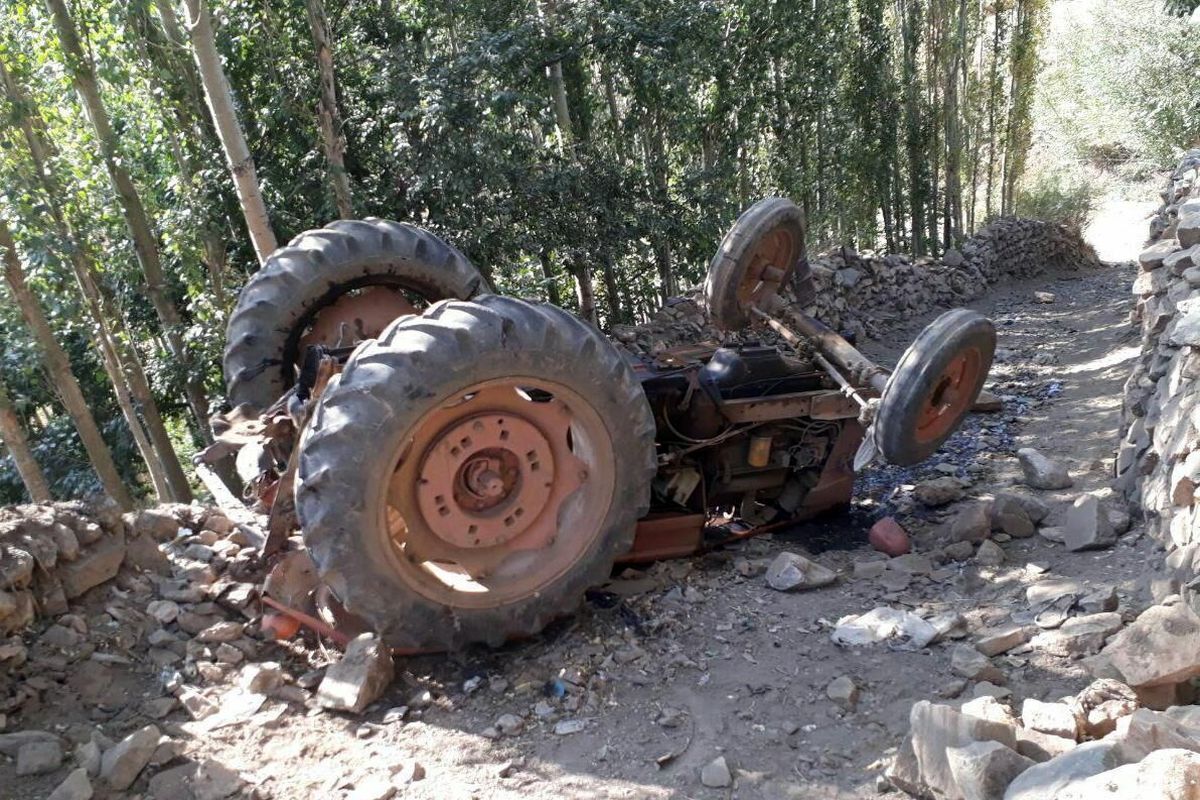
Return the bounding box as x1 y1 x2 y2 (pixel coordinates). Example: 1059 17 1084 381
4 205 1164 800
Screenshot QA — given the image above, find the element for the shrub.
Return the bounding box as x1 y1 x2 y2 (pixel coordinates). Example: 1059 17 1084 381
1015 174 1098 230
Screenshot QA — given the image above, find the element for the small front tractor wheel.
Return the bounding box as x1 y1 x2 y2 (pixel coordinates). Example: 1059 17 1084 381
223 218 486 411
705 197 808 331
294 295 658 650
875 309 996 466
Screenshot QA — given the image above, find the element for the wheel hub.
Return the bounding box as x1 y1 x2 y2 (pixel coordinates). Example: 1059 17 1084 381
914 350 982 444
737 228 799 317
390 383 591 577
416 413 557 549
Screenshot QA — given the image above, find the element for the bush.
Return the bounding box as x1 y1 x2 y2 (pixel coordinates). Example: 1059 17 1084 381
1015 174 1098 230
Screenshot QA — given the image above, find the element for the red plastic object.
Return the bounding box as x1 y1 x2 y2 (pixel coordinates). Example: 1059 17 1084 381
869 516 911 556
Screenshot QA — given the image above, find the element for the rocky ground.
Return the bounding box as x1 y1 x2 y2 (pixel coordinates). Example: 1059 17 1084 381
4 254 1175 800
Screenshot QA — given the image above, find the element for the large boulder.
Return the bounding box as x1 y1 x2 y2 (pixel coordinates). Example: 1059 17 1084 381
908 698 1019 798
1003 739 1124 800
1054 748 1200 800
1101 601 1200 688
947 740 1034 800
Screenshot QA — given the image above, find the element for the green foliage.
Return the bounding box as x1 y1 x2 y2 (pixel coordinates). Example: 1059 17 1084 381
1014 173 1098 230
0 0 1060 500
1033 0 1200 171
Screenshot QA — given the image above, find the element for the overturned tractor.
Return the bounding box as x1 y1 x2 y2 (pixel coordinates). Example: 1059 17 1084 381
202 199 995 651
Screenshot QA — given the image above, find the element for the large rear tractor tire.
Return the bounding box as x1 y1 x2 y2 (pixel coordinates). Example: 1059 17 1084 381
224 218 486 411
294 295 658 650
875 309 996 466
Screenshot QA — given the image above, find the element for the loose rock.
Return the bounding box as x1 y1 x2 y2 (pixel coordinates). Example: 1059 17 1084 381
946 739 1034 800
764 551 836 591
100 724 160 791
826 675 859 710
17 739 63 775
1021 699 1078 740
1062 494 1116 551
1017 448 1073 490
316 633 394 714
700 755 732 788
47 768 93 800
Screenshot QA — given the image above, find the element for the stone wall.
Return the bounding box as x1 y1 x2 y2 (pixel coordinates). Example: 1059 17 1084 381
1116 150 1200 596
0 501 215 647
613 216 1098 355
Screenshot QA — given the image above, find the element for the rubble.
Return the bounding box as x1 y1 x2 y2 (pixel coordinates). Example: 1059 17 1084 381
1099 600 1200 688
764 551 836 591
914 477 966 507
1062 494 1117 551
47 768 93 800
100 724 160 790
1021 699 1078 740
949 644 1004 683
316 633 395 713
946 740 1033 800
1029 612 1123 657
1016 448 1073 490
700 755 733 788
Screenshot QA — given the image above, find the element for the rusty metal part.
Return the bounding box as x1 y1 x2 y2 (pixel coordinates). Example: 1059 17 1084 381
792 420 862 517
261 595 351 648
753 304 890 393
717 388 860 424
913 349 986 445
264 356 336 555
617 513 707 564
735 227 800 316
261 595 438 656
297 286 416 355
380 377 614 607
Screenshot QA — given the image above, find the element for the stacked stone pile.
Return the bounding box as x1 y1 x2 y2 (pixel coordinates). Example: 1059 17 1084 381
1116 151 1200 593
889 676 1200 800
0 501 130 638
1147 148 1200 241
613 217 1097 356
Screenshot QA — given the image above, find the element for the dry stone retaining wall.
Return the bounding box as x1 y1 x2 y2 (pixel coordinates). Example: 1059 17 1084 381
613 216 1098 354
1117 149 1200 596
0 502 215 644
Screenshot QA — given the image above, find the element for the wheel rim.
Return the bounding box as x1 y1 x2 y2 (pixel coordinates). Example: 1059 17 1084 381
913 347 985 445
376 378 615 608
298 286 417 355
734 226 801 317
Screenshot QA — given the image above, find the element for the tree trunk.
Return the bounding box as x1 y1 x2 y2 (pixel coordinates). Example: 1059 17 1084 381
0 379 51 503
538 250 561 306
0 52 193 502
178 0 279 262
43 0 213 443
538 0 573 149
129 2 229 313
0 217 133 510
599 250 623 327
570 259 597 326
305 0 354 218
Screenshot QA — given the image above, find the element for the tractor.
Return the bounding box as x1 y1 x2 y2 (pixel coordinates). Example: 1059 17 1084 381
202 198 995 651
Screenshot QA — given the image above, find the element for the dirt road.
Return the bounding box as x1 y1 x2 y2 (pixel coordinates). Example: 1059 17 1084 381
6 188 1166 799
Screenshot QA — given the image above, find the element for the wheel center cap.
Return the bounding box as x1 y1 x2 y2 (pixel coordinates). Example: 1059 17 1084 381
415 413 556 549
